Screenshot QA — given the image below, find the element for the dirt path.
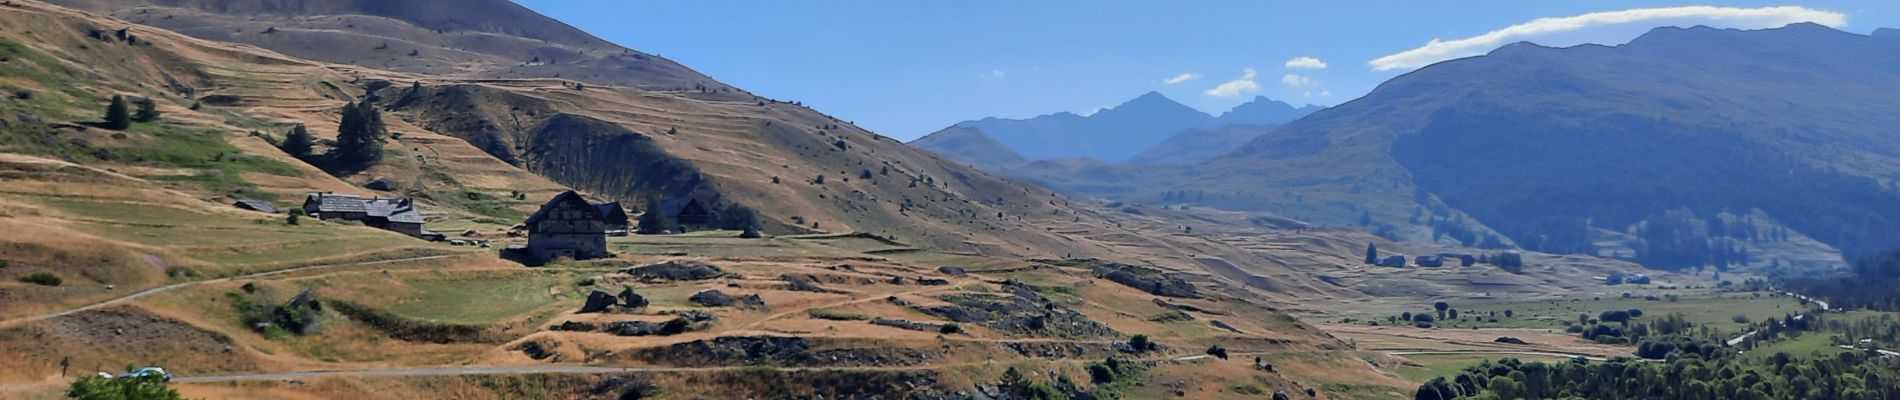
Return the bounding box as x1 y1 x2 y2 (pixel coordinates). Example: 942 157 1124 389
0 253 475 328
1386 350 1611 361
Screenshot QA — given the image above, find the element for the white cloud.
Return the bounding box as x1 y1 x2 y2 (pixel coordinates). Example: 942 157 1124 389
1281 73 1317 88
1163 72 1201 85
1369 6 1847 71
979 69 1006 79
1284 56 1328 70
1203 68 1259 98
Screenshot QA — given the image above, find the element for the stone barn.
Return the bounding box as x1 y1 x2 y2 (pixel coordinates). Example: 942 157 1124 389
302 192 439 240
304 192 369 221
525 190 611 261
595 202 630 236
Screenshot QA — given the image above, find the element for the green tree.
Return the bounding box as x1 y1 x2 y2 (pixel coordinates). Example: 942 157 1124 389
636 197 673 235
331 100 386 170
1365 242 1379 264
67 374 182 400
102 95 131 130
1434 301 1450 319
280 124 314 159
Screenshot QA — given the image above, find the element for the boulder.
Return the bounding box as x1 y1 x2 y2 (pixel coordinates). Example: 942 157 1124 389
937 266 967 276
552 321 597 331
738 294 768 309
580 290 617 313
625 261 725 281
518 341 554 360
618 287 648 309
364 178 394 191
780 274 827 292
689 290 736 307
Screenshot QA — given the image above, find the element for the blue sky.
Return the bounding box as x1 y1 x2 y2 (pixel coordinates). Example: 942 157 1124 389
514 1 1896 140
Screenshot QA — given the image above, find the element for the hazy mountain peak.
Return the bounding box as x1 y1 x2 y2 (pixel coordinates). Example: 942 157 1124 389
1217 96 1320 126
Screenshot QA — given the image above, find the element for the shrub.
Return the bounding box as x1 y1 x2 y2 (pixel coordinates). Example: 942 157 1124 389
939 322 962 334
19 273 61 286
1206 345 1229 359
231 288 324 337
0 259 8 269
131 97 160 122
1130 334 1154 353
67 374 181 400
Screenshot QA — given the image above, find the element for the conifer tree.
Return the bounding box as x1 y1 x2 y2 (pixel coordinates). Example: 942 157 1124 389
332 100 386 169
103 95 131 130
637 197 673 235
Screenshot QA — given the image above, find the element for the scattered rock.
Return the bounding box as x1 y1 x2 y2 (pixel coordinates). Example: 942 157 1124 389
870 317 951 333
689 290 735 307
1149 310 1194 322
617 287 648 309
364 178 394 191
1093 262 1201 298
602 318 694 336
551 321 597 331
916 291 1117 339
518 340 554 360
637 336 933 367
1210 320 1245 334
579 290 616 313
779 274 828 292
1153 298 1224 315
625 261 725 281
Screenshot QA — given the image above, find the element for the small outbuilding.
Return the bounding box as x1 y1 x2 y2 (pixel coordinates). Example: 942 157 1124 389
596 202 631 236
233 199 280 214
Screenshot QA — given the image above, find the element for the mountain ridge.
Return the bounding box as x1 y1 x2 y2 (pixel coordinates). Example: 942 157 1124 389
914 92 1317 167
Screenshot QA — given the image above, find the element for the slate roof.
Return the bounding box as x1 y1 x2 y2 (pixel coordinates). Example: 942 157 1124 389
595 202 630 225
234 199 280 213
660 197 709 217
525 190 603 226
307 193 368 213
306 193 421 223
365 198 424 224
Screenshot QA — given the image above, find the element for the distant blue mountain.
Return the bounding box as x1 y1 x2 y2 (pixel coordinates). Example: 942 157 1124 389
914 93 1316 165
